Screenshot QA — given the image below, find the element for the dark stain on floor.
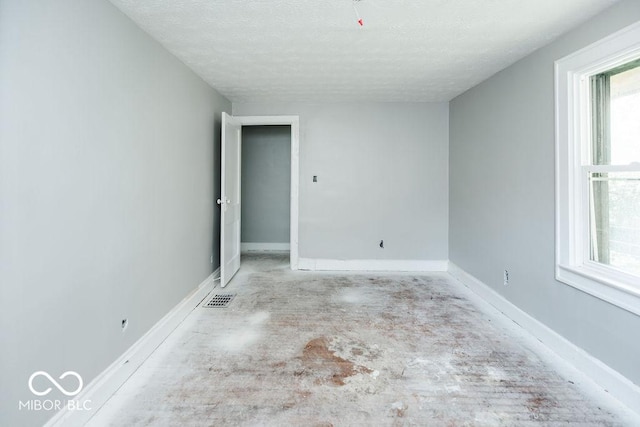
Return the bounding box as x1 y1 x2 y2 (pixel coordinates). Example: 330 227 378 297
301 336 372 386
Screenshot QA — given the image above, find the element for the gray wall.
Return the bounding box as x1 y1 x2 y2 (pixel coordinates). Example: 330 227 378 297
241 126 291 244
449 0 640 386
234 102 449 261
0 0 231 425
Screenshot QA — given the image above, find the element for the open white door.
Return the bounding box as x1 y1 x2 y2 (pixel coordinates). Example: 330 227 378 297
218 113 242 287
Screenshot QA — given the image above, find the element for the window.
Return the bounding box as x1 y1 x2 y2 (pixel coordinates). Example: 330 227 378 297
555 22 640 316
589 61 640 275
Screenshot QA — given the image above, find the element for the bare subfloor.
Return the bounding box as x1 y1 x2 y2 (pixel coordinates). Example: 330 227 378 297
88 254 638 426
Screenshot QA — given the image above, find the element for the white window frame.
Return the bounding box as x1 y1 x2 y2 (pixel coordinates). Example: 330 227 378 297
555 21 640 317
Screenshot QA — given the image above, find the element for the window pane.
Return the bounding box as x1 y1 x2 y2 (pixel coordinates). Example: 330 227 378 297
610 64 640 165
589 171 640 275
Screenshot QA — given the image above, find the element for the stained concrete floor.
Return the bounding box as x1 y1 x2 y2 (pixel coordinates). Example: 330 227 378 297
88 253 639 426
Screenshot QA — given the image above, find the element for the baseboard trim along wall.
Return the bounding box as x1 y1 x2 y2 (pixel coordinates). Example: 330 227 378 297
45 269 219 427
448 262 640 415
241 242 291 252
297 258 449 272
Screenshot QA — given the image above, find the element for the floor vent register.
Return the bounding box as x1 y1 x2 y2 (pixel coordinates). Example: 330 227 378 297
203 294 236 308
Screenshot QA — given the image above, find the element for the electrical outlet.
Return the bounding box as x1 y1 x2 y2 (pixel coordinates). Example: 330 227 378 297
210 255 213 264
503 270 509 286
121 318 128 332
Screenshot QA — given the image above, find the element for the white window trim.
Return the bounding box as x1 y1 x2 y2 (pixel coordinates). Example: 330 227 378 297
555 21 640 317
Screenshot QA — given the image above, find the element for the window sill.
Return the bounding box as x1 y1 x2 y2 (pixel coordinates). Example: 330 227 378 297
557 264 640 316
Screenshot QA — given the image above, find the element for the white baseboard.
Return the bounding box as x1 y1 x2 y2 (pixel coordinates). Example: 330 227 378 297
45 269 219 427
241 242 290 252
298 258 449 272
448 262 640 415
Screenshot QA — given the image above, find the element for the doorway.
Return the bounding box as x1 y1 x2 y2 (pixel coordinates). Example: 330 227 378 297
219 114 299 287
241 125 291 252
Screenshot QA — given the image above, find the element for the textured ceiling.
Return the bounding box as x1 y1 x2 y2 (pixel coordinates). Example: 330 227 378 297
109 0 619 102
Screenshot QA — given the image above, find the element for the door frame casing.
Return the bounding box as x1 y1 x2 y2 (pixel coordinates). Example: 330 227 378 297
236 115 300 270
